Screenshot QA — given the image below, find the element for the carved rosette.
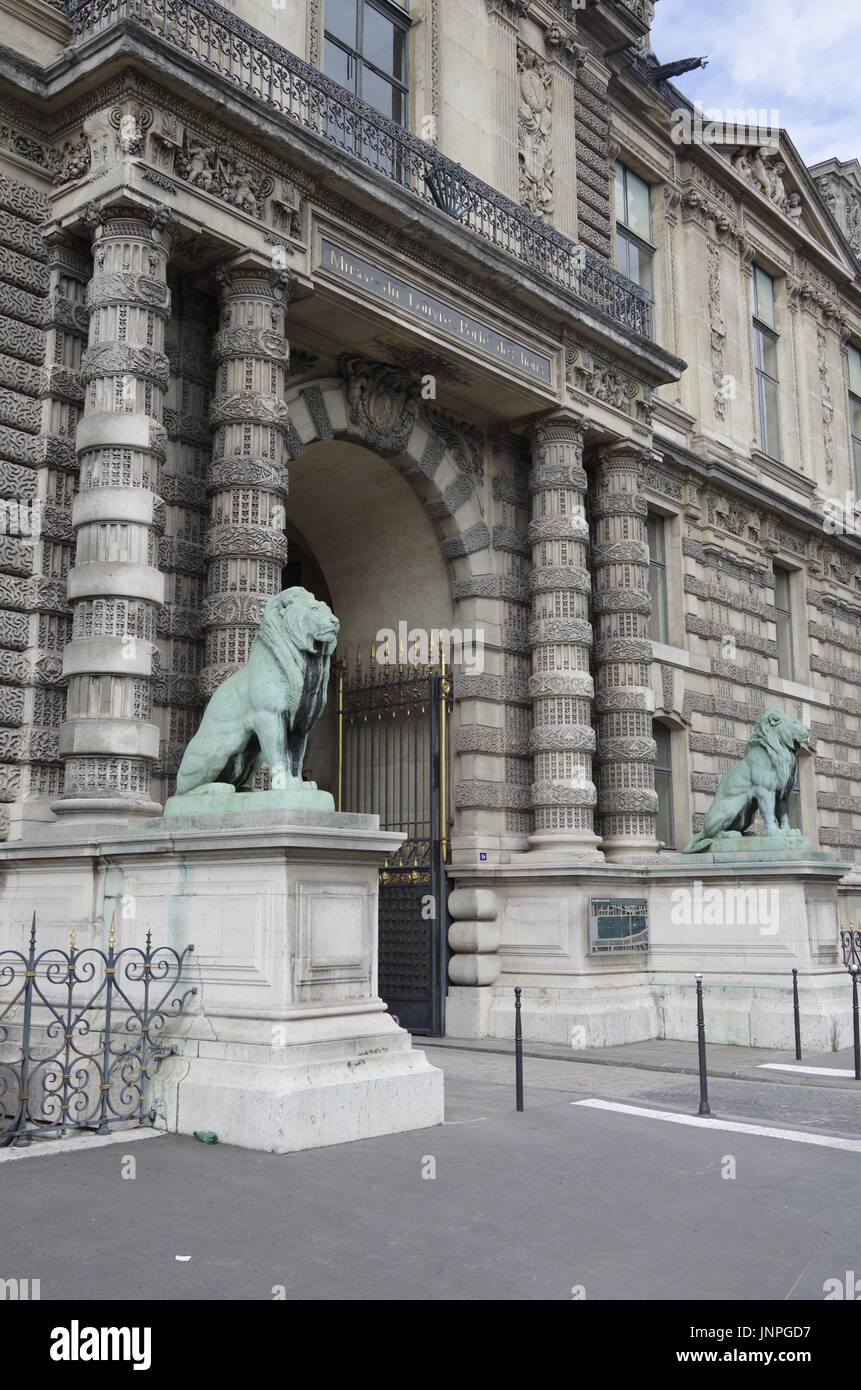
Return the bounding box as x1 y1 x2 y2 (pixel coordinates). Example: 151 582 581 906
526 414 601 854
202 267 293 696
591 446 658 857
54 209 175 816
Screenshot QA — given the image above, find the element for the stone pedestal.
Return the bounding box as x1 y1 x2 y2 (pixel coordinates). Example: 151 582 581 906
0 810 444 1153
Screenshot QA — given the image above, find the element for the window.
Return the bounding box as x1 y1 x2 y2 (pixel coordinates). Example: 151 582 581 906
773 566 793 679
849 344 861 494
324 1 409 123
614 162 655 297
753 265 782 459
653 721 674 848
647 512 669 644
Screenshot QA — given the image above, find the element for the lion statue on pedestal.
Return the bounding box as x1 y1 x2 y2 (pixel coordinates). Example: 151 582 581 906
682 707 809 853
175 587 339 796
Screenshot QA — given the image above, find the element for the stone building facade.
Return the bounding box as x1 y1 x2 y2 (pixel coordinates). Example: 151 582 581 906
1 0 860 1044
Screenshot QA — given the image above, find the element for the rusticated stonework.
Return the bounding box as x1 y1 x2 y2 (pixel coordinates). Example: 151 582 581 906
591 446 658 856
55 206 174 815
202 267 293 703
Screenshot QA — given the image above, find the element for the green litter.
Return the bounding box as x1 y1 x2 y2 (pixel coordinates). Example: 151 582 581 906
193 1130 219 1144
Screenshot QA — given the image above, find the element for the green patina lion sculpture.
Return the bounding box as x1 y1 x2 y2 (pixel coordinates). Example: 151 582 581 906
175 587 339 796
682 706 809 853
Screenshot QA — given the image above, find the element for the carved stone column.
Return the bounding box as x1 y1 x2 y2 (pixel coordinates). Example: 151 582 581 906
527 413 601 857
53 207 173 818
592 444 658 859
202 265 291 700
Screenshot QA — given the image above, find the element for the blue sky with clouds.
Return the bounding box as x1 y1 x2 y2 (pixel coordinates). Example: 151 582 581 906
650 0 861 167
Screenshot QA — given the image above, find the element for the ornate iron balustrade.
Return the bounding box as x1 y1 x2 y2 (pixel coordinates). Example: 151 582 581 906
64 0 652 339
0 915 195 1146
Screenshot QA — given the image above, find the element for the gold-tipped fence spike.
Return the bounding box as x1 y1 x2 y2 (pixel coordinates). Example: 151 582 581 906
108 912 116 952
69 930 77 955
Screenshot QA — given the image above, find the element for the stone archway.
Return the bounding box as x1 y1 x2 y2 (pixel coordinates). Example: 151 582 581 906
283 367 499 834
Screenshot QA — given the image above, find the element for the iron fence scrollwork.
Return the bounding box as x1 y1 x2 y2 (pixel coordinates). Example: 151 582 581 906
0 915 196 1146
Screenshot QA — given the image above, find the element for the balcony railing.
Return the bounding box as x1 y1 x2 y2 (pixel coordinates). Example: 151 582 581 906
65 0 652 339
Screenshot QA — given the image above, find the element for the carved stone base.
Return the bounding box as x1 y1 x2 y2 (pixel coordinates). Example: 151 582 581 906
163 783 335 817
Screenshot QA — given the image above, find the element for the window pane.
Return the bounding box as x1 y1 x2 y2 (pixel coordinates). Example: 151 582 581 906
326 0 357 47
776 613 793 677
754 265 776 327
363 3 405 79
849 345 861 396
854 436 861 493
624 168 651 239
615 161 626 220
361 65 401 120
633 241 654 296
774 567 790 611
653 721 671 769
788 783 802 830
647 512 665 563
324 37 355 90
755 325 779 378
760 375 782 457
851 396 861 441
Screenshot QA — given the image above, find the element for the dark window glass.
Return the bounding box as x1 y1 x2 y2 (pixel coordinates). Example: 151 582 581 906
647 513 668 644
774 566 793 679
324 1 409 124
653 721 674 848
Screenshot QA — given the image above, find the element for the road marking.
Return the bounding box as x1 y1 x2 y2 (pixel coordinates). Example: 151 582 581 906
0 1127 165 1162
758 1062 859 1078
572 1099 861 1152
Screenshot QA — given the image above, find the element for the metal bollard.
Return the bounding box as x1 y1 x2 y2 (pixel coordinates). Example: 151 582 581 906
695 973 711 1117
853 968 861 1082
514 986 524 1112
792 968 802 1061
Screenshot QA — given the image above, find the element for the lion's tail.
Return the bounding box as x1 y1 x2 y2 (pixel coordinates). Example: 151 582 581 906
682 831 713 854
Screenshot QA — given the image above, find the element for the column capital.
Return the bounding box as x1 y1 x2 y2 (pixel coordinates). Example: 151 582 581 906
595 440 653 471
528 409 587 447
81 199 179 250
214 259 297 305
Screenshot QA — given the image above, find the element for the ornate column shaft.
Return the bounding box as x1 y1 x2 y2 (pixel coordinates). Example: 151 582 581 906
54 207 173 817
202 266 291 700
592 445 658 858
527 413 601 857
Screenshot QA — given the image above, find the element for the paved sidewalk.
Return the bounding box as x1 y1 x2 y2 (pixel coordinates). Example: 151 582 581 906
4 1048 861 1301
425 1035 861 1089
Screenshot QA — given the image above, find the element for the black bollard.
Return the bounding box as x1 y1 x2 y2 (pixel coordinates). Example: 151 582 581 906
695 973 711 1116
792 968 802 1061
853 969 861 1082
514 986 524 1112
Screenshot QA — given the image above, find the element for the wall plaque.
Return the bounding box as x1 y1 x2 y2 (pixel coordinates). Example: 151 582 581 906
589 898 649 954
319 237 554 386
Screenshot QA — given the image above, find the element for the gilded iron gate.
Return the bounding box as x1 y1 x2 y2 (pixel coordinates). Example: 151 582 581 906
337 651 452 1035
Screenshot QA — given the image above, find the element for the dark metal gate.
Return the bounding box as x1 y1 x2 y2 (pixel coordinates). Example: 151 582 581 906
338 649 452 1034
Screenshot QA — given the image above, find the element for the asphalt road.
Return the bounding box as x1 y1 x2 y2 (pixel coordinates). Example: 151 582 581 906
3 1046 860 1302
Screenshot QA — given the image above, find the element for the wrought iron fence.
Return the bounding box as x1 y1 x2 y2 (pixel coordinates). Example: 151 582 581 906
64 0 652 338
0 915 195 1147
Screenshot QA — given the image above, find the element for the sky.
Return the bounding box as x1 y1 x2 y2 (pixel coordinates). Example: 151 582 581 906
650 0 861 168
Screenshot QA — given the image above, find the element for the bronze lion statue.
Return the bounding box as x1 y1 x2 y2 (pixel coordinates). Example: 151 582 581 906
175 587 339 796
682 707 808 853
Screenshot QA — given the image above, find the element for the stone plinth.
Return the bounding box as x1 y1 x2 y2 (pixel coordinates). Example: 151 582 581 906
0 810 444 1153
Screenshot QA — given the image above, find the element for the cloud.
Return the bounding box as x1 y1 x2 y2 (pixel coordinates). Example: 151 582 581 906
651 0 861 164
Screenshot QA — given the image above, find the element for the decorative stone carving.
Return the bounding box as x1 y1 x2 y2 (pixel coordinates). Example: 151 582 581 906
424 407 484 485
52 135 91 186
516 43 554 219
340 356 420 457
54 206 174 817
817 327 835 485
175 137 274 218
526 413 600 856
731 147 798 218
707 241 727 422
592 446 658 858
